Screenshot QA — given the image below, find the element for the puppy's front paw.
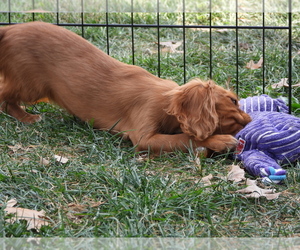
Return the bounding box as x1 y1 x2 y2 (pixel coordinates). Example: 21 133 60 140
2 102 43 124
202 134 238 152
20 114 42 124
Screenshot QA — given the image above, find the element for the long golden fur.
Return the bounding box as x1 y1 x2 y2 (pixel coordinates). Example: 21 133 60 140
0 22 251 154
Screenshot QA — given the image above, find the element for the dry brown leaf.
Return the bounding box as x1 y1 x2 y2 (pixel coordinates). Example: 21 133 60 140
216 29 229 33
236 179 280 200
67 203 88 213
292 82 300 87
6 199 18 208
200 174 213 186
239 43 252 50
66 200 105 212
7 144 37 153
90 200 106 208
65 200 105 223
136 154 149 162
64 203 88 222
272 78 289 88
40 157 50 166
245 57 263 69
272 78 300 89
7 144 24 153
155 41 183 54
54 155 69 164
227 165 245 183
4 199 49 231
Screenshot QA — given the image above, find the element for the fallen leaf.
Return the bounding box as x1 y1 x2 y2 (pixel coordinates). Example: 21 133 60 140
236 179 281 200
200 174 213 186
227 165 245 183
6 199 18 208
136 154 149 162
216 29 229 33
155 41 183 53
292 82 300 87
239 42 252 50
7 144 37 153
4 199 49 231
272 78 300 88
272 78 289 88
68 203 88 213
54 155 69 164
40 157 50 166
90 200 106 208
7 144 24 153
64 203 88 222
245 179 257 186
65 200 105 222
245 57 263 69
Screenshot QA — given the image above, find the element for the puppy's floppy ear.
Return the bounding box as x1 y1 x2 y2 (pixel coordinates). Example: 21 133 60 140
165 79 219 140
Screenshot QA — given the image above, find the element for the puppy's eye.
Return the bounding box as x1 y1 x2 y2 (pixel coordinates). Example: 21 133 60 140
231 98 238 105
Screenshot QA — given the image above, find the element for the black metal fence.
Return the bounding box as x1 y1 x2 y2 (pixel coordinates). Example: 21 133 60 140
0 0 299 111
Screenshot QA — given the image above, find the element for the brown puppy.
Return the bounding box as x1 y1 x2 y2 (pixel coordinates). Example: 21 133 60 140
0 22 251 154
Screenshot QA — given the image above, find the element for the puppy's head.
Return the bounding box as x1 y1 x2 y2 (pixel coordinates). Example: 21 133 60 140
165 79 251 140
213 84 251 135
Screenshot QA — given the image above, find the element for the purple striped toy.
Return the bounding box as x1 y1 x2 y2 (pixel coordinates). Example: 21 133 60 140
235 95 300 184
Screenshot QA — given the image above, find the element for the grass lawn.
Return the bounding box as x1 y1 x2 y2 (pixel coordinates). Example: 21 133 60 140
1 10 300 238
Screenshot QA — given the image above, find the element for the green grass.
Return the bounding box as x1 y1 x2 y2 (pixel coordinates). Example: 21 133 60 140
1 11 300 238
